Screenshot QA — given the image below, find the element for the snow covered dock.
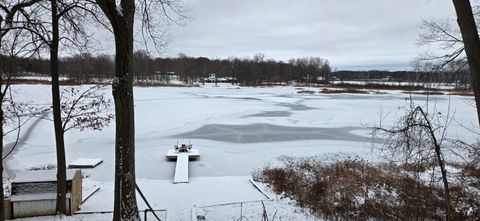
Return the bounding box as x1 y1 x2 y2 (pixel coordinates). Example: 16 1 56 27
173 154 189 183
69 158 103 168
166 149 200 160
166 149 200 183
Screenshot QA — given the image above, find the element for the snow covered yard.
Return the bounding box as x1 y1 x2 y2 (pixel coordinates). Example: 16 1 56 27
2 83 477 220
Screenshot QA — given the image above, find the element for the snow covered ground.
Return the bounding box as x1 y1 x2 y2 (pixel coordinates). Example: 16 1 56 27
3 83 478 220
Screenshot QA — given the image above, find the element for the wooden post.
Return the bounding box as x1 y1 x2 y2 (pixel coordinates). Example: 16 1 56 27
3 198 11 220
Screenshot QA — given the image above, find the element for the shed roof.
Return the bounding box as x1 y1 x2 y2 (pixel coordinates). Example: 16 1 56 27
12 170 78 183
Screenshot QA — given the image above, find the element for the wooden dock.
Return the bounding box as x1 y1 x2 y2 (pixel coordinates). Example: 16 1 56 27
167 149 200 184
166 149 200 160
173 154 189 183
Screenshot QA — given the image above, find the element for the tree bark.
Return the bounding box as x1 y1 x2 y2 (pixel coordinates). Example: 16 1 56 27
94 0 140 220
50 0 67 215
452 0 480 126
0 31 5 221
435 142 452 221
0 107 4 221
112 26 139 221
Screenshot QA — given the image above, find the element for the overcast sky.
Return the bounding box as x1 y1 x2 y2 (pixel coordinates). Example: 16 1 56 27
156 0 456 71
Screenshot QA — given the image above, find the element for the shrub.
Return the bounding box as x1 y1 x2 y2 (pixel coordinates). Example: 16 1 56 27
254 157 480 220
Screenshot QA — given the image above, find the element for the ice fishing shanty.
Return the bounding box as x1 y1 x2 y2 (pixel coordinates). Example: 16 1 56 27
7 169 82 219
167 143 200 184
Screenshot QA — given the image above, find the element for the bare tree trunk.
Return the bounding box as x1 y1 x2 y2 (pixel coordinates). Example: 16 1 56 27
112 29 139 221
418 108 452 221
94 0 140 220
50 0 67 215
0 33 5 221
452 0 480 126
435 142 452 221
0 108 4 221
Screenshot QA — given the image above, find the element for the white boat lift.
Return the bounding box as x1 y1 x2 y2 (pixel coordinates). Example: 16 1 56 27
166 144 200 184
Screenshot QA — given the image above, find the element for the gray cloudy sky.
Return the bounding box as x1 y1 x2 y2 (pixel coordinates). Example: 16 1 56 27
160 0 456 70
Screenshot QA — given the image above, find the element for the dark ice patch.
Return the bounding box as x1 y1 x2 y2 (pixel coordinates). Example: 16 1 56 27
277 103 315 111
243 111 292 118
173 123 370 143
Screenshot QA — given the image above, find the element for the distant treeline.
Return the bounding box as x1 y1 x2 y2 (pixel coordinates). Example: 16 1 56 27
1 52 332 85
334 70 471 88
0 52 471 87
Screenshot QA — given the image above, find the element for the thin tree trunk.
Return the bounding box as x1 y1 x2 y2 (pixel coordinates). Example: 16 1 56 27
433 140 452 221
419 108 452 220
50 0 67 215
0 32 4 221
435 144 452 221
452 0 480 126
0 22 5 221
0 108 4 221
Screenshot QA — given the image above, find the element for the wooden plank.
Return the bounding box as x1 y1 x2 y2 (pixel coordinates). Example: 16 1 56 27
71 170 82 214
4 198 11 220
249 179 273 200
173 154 189 183
82 187 100 204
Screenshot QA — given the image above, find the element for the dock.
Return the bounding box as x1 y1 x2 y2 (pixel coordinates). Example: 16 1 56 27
173 154 189 183
166 149 200 160
69 158 103 168
167 149 200 184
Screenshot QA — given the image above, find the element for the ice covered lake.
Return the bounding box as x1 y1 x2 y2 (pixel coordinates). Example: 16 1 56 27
3 83 478 220
5 84 478 180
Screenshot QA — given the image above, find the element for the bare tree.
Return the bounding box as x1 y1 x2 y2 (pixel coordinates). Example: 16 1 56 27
2 0 102 214
0 1 42 220
39 0 92 214
93 0 184 219
451 0 480 127
372 100 455 221
93 0 139 219
42 85 114 132
416 18 467 71
417 1 480 126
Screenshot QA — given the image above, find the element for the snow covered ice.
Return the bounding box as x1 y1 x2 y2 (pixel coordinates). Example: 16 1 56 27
4 83 478 220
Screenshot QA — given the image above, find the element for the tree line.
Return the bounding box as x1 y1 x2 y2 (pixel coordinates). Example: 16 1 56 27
2 52 333 85
335 70 471 88
4 52 472 88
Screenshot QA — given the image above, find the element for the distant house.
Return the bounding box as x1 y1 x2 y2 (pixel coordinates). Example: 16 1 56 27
208 73 216 81
133 71 185 85
6 170 82 219
156 71 182 84
204 73 237 83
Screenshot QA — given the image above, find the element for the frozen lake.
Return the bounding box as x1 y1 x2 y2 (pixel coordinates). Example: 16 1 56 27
7 85 476 181
4 84 478 220
4 84 478 182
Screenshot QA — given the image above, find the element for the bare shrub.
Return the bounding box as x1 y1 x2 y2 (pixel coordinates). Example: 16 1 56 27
320 88 368 94
297 90 316 94
254 157 480 220
402 91 445 95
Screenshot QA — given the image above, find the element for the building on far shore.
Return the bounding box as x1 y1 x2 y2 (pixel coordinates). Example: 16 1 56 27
204 73 238 83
